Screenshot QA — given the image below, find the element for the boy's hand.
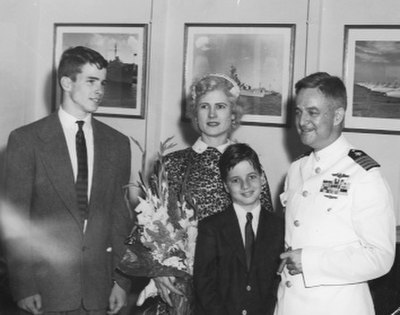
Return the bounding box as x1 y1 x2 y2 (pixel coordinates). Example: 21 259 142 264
279 248 303 275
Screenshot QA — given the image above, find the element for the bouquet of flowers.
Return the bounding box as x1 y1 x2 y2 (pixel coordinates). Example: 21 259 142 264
118 137 198 315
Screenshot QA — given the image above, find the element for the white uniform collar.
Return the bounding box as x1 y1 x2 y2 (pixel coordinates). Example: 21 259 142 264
312 135 351 162
192 137 233 154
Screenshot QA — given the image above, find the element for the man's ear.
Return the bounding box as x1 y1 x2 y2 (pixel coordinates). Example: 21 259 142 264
60 76 72 92
334 107 345 126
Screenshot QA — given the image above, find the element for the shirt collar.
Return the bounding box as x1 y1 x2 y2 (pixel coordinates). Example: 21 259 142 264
192 137 233 154
58 107 92 130
312 135 351 162
233 202 261 223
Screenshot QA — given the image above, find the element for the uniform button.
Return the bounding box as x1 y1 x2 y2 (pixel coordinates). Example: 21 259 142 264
294 220 300 227
242 310 247 315
285 281 292 288
315 167 321 174
302 190 309 197
246 285 251 291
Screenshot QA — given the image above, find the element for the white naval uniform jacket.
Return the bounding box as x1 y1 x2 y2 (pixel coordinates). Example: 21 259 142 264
274 136 396 315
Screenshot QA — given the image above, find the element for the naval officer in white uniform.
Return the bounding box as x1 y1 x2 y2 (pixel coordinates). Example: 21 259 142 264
274 72 396 315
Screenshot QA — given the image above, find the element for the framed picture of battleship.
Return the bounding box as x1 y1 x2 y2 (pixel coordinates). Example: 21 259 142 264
344 25 400 133
53 23 147 118
182 23 295 126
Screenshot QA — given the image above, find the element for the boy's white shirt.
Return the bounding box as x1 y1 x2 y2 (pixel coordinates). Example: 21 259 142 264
233 202 261 245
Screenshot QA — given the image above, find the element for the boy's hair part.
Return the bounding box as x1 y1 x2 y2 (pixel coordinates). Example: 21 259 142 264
219 143 262 182
57 46 108 83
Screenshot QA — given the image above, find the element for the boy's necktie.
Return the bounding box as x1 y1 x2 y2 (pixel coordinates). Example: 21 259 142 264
75 120 88 226
245 212 255 270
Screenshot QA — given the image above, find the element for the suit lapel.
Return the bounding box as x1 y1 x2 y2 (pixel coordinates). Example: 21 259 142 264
222 206 247 269
88 119 112 219
253 207 272 265
37 113 82 228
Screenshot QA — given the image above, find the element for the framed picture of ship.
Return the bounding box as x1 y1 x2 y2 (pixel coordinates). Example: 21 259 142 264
343 25 400 133
183 24 295 126
54 23 147 118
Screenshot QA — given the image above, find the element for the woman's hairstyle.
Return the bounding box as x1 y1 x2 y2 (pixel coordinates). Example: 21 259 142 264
295 72 347 110
188 73 243 133
219 143 262 183
58 46 108 83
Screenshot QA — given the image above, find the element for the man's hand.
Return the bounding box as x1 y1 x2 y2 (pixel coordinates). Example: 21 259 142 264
108 282 127 314
17 294 43 315
154 276 184 306
280 248 303 275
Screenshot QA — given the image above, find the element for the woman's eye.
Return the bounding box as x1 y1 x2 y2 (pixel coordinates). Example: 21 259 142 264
216 103 227 110
199 103 209 109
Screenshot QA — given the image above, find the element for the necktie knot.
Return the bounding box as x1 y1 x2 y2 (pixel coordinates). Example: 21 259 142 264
76 120 85 130
246 212 253 222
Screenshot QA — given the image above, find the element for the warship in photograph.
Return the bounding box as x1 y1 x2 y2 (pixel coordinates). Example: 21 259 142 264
106 44 138 85
228 65 281 116
102 44 138 109
229 65 278 98
356 81 400 98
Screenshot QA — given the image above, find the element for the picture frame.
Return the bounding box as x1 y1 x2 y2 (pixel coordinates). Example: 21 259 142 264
182 23 295 127
53 23 148 118
343 25 400 134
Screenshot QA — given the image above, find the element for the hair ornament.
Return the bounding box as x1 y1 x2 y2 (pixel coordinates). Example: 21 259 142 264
208 73 241 99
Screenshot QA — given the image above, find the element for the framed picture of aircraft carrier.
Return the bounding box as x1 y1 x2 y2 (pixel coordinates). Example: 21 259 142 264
343 25 400 134
53 23 148 118
182 23 295 126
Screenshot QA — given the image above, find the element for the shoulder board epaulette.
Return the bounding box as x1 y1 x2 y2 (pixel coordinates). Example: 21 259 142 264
294 150 312 161
348 149 380 171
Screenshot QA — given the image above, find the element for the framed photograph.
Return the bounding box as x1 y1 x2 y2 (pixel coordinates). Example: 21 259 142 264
343 25 400 133
183 23 295 126
54 23 148 118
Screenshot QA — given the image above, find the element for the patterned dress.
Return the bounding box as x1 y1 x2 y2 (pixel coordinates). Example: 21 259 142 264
164 145 274 221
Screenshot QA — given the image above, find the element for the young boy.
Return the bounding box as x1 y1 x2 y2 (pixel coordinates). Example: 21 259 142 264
194 143 284 315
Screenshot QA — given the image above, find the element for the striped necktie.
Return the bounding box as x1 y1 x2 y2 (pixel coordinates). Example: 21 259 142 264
75 121 88 225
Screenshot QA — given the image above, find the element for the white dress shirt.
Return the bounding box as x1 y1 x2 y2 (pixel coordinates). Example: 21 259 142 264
233 202 261 245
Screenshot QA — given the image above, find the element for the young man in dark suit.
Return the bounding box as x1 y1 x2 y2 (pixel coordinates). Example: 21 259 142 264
194 143 284 315
3 46 132 315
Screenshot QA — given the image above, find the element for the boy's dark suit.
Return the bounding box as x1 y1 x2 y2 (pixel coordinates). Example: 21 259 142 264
3 112 132 312
194 205 284 315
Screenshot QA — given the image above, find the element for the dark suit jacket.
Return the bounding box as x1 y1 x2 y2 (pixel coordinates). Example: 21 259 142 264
194 205 284 315
4 112 132 312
